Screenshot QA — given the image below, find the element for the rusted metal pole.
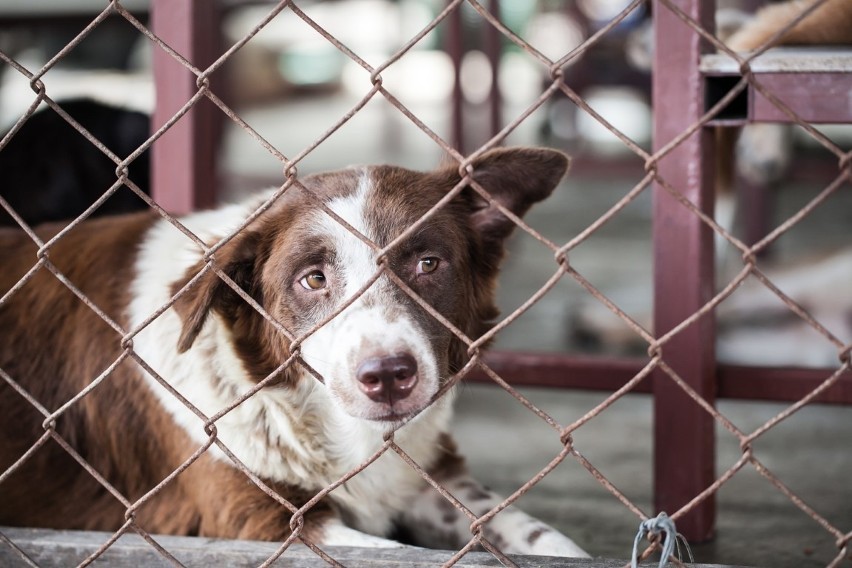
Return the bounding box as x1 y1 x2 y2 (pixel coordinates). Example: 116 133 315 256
151 0 220 214
652 0 717 542
446 1 464 152
467 352 852 405
484 0 501 140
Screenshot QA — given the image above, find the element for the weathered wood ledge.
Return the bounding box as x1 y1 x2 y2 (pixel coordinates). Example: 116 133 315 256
0 526 752 567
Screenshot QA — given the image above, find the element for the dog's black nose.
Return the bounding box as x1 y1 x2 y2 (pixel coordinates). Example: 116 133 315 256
356 354 418 404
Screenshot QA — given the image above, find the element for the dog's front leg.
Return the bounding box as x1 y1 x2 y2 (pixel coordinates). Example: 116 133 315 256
400 471 589 557
316 518 412 548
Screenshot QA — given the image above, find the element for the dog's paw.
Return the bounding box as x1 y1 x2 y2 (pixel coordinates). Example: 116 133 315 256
520 525 590 558
486 515 590 558
319 522 412 549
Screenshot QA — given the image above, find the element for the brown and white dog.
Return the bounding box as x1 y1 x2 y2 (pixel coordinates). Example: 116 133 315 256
0 147 588 557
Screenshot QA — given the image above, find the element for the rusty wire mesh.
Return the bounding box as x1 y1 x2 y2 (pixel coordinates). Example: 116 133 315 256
0 0 850 567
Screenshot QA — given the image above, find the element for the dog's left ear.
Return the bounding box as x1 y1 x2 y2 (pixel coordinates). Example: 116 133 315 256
443 147 569 370
172 230 263 353
464 146 569 257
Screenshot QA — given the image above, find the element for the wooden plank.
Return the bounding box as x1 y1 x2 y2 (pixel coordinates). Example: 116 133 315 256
0 527 753 568
150 0 220 214
651 0 718 543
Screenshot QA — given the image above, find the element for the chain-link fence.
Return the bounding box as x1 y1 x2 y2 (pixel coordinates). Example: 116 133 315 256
1 1 850 566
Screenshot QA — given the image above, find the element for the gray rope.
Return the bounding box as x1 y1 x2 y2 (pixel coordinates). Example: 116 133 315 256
631 512 694 568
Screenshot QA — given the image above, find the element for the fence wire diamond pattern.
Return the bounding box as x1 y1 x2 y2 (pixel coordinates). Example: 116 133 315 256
1 0 850 567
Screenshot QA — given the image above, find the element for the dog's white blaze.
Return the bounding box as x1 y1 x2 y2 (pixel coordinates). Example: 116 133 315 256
130 178 453 538
300 169 442 422
297 169 451 534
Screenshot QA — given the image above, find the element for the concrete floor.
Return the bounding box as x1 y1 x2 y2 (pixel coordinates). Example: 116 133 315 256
220 90 852 568
454 386 851 567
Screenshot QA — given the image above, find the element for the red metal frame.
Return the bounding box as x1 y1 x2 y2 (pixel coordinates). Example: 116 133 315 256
151 0 220 215
749 73 852 123
467 353 852 405
150 0 852 545
445 0 501 153
703 49 852 125
651 0 717 542
483 0 502 142
447 3 464 151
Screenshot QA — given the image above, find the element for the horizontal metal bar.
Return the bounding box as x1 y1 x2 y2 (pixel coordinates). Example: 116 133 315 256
470 351 654 393
748 72 852 123
470 351 852 405
701 47 852 74
702 48 852 124
718 364 852 405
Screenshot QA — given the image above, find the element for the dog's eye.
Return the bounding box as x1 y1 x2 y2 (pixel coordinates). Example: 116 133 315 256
300 270 326 290
417 257 440 275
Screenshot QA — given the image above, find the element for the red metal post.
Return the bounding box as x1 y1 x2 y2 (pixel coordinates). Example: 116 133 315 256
484 0 501 139
151 0 220 214
718 365 852 405
652 0 717 542
446 1 464 152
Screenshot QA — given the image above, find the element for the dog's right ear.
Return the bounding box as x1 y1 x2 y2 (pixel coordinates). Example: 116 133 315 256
172 230 263 353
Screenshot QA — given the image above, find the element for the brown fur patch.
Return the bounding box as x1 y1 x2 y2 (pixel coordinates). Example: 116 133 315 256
727 0 852 51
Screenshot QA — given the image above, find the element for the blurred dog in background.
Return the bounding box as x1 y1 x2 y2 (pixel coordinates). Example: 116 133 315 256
716 0 852 239
0 98 149 227
577 0 852 366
